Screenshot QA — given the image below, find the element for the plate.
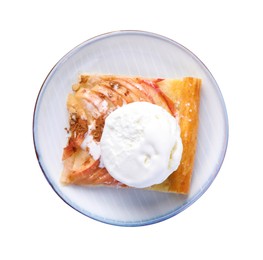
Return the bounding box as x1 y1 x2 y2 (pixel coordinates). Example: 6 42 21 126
33 30 228 226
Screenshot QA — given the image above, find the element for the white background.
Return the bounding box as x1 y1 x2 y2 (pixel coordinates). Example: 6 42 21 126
1 0 262 259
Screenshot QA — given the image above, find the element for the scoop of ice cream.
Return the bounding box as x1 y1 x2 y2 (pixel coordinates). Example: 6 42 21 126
100 102 183 188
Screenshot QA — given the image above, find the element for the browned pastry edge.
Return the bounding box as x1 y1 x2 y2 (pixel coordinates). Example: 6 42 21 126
150 77 201 194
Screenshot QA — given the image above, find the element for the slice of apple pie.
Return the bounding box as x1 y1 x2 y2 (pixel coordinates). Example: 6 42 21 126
61 74 201 194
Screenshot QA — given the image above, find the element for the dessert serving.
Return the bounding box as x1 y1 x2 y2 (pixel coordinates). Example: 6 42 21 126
61 74 201 194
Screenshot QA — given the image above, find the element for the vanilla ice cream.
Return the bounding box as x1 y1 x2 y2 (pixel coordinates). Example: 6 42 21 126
100 102 183 188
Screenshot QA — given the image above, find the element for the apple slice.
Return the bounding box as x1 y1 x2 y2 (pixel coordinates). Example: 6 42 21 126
89 167 120 185
63 157 120 186
113 78 153 103
138 79 176 115
103 82 141 103
61 148 96 183
90 84 125 107
64 156 100 184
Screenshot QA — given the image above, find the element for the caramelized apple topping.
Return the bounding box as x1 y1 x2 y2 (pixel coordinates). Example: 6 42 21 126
91 115 105 142
69 113 88 137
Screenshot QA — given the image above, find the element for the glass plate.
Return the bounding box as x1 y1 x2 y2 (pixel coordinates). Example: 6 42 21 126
33 30 228 226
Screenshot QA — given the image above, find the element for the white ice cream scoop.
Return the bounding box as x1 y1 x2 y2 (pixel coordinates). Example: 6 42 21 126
100 102 183 188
